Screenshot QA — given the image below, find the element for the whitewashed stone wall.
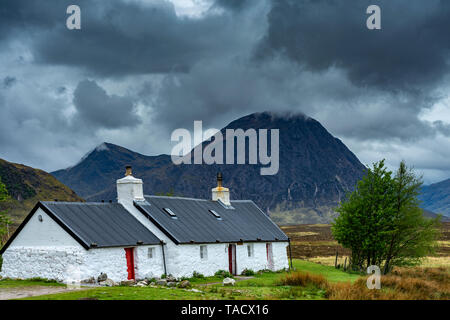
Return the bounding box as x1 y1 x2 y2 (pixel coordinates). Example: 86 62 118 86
234 242 289 274
167 243 229 278
0 208 86 281
0 246 85 281
82 245 166 281
1 245 168 282
134 245 165 279
163 242 289 278
272 242 290 271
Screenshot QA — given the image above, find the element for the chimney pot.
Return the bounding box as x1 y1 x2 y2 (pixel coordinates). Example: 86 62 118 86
217 172 223 188
117 167 145 203
125 166 132 176
212 173 230 205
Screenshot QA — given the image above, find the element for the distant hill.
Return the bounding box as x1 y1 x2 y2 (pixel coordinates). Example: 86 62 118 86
0 158 83 228
52 112 367 224
422 208 449 222
420 179 450 218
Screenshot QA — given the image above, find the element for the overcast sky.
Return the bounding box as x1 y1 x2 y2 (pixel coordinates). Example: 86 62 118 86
1 0 450 184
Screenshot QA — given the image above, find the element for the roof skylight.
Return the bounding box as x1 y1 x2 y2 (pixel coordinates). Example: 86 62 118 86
163 207 177 218
209 209 222 220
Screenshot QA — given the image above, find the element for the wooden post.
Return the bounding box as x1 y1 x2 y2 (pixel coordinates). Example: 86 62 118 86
344 257 347 271
335 251 338 269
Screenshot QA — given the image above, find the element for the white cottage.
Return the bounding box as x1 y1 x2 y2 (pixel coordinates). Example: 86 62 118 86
0 168 290 282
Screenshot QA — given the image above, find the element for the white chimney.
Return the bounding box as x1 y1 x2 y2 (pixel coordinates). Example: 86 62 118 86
211 172 230 205
117 166 145 204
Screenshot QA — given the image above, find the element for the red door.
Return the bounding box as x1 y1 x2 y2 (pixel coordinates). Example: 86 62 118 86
125 248 135 280
228 244 236 275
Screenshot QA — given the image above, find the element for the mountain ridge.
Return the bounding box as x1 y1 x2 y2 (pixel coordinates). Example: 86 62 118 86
420 178 450 217
0 158 83 228
52 112 367 224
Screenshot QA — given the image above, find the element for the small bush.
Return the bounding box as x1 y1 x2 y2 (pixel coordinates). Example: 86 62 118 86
161 274 167 279
279 272 328 289
214 270 232 278
241 269 255 276
192 271 205 279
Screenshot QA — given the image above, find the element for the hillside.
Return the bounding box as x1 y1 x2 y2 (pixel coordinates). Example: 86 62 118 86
0 158 83 228
53 112 367 224
420 179 450 217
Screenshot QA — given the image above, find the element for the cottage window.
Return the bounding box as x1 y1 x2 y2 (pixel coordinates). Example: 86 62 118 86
148 247 155 259
247 244 254 257
200 245 208 260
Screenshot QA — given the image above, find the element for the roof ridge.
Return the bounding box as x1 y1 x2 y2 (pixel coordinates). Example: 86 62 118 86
144 195 209 201
144 195 253 203
42 201 119 205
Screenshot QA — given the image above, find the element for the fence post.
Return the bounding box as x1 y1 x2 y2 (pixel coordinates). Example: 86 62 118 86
335 251 338 269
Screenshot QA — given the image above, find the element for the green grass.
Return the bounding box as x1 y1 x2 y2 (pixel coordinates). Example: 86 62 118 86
0 278 63 288
187 276 226 285
24 287 214 300
290 259 361 283
12 259 361 300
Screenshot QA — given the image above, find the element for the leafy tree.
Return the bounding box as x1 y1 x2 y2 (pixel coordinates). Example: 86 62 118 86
332 160 440 273
381 161 440 273
0 177 12 246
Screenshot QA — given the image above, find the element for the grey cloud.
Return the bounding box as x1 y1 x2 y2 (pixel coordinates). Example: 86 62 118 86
73 80 140 129
257 0 450 92
0 0 249 76
3 76 16 88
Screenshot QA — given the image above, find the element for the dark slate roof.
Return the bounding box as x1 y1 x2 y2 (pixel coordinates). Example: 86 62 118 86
1 202 161 253
134 196 288 244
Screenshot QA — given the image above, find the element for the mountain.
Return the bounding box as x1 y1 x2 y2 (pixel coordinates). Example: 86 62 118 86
420 179 450 218
0 158 83 228
53 112 367 224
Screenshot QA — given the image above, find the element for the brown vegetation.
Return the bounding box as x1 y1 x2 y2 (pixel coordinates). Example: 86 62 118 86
282 223 450 259
279 272 328 289
327 267 449 300
280 267 449 300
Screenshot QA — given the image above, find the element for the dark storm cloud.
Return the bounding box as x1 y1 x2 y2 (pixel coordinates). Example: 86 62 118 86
0 0 243 76
73 80 140 129
257 0 450 91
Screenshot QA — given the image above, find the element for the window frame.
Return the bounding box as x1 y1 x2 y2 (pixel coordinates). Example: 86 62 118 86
148 247 155 259
247 244 254 258
200 245 208 260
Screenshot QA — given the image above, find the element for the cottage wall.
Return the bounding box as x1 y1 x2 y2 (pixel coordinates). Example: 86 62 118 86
163 241 289 278
0 208 85 280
